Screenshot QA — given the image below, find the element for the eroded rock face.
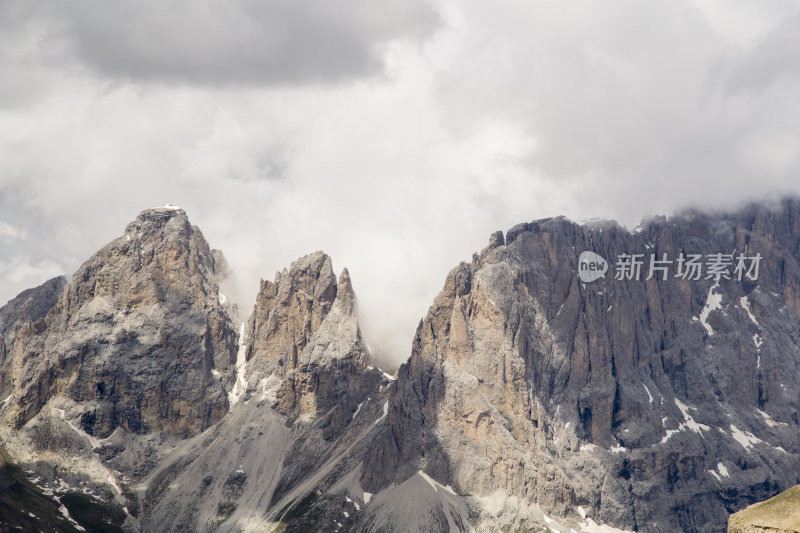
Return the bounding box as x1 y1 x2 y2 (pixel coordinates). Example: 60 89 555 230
2 207 238 437
0 276 67 396
135 253 391 532
244 251 338 381
243 253 380 431
363 199 800 532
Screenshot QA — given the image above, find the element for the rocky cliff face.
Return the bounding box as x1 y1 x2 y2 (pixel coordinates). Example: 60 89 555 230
2 200 800 533
134 252 390 532
1 206 238 438
361 199 800 532
0 276 67 397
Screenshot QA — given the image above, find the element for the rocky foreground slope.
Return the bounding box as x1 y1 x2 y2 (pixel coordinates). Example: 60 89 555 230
1 201 799 532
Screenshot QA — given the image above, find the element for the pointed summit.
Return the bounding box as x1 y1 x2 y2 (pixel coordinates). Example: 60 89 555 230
2 208 238 437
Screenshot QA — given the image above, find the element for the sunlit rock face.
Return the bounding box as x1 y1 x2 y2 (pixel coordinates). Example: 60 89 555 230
1 200 799 532
362 199 800 532
2 206 238 438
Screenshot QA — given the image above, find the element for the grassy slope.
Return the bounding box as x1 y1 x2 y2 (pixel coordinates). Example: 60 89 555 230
728 485 800 533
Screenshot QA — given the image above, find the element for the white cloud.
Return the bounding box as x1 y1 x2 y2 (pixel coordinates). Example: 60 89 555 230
2 1 800 366
0 223 26 243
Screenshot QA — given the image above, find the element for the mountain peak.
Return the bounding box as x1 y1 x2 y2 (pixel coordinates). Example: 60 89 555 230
123 205 191 240
2 206 238 436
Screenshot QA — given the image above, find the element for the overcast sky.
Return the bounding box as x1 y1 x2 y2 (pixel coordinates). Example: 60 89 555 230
2 0 800 367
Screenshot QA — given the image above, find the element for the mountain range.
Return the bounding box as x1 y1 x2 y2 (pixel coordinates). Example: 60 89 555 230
0 200 798 532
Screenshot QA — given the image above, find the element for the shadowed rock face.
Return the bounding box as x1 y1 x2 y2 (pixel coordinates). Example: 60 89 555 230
363 199 800 532
0 276 67 395
1 207 238 437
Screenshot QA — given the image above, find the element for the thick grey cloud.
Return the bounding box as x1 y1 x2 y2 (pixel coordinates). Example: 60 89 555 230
22 0 440 85
727 11 800 91
2 0 800 367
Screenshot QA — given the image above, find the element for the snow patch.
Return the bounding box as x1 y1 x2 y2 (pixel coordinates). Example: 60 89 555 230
417 470 457 496
717 462 729 478
542 514 561 532
659 399 710 444
728 424 763 450
755 409 786 427
159 203 181 210
580 517 636 533
740 296 759 326
58 497 86 531
218 292 227 305
352 401 364 421
753 333 763 351
363 492 373 504
643 384 654 404
374 401 388 425
228 322 248 407
699 282 722 336
258 373 281 402
609 443 626 454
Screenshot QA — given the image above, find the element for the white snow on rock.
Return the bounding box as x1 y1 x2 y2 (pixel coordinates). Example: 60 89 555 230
659 399 710 444
709 462 730 482
609 443 626 454
542 514 561 532
417 470 457 496
699 282 722 336
58 499 86 531
755 409 786 427
728 424 764 450
580 517 636 533
228 322 248 407
374 401 388 425
643 384 654 404
352 401 364 421
740 296 759 326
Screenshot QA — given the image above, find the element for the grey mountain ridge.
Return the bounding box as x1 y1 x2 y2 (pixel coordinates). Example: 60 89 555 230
0 201 799 532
